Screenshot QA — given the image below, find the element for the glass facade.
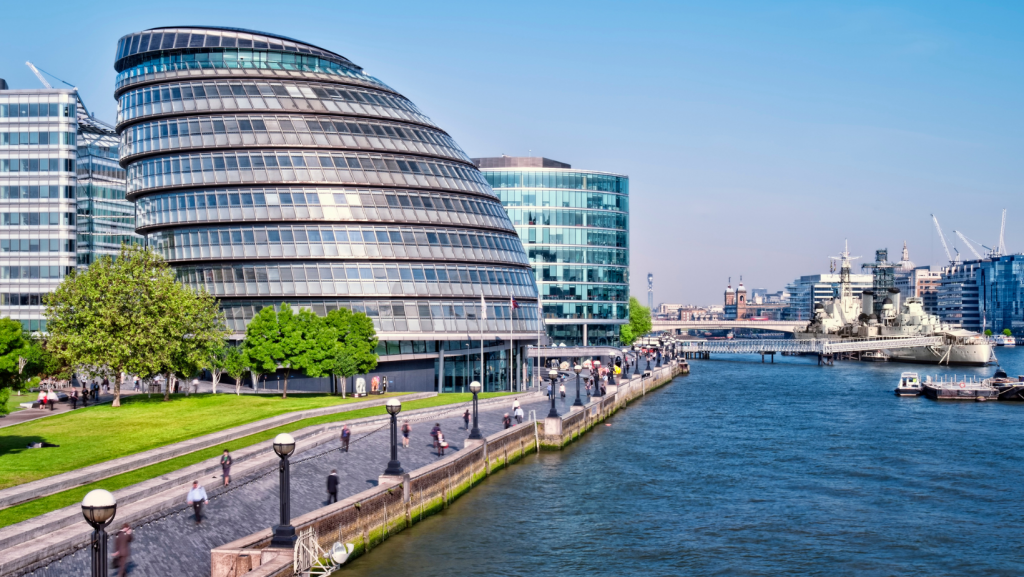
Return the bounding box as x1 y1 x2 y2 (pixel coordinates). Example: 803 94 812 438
474 158 629 346
0 89 79 332
978 255 1024 334
115 27 540 391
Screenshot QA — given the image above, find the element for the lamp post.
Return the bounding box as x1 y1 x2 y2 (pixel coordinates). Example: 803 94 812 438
467 381 483 440
656 339 663 367
573 364 584 407
547 368 559 418
383 399 404 473
271 433 297 548
645 348 652 372
82 489 116 577
632 345 640 376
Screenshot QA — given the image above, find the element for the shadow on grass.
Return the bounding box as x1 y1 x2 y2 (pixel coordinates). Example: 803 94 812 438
0 436 50 457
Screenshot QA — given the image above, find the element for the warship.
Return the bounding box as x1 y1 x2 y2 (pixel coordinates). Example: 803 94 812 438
794 243 993 366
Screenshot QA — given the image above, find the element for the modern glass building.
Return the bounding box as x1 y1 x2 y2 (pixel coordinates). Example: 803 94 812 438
473 156 629 346
113 27 541 392
0 84 80 332
978 255 1024 335
938 260 983 332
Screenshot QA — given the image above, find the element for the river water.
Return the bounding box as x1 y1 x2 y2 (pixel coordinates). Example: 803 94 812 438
340 348 1024 576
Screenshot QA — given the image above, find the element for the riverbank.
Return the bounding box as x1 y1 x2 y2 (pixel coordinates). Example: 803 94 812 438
213 362 685 577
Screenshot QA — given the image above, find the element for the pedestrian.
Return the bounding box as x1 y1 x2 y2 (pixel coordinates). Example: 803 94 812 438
401 420 411 448
430 423 440 452
512 397 520 414
463 409 470 430
436 429 447 456
102 378 109 393
186 481 208 524
47 389 56 411
70 390 78 410
134 378 140 392
559 383 566 399
192 378 200 394
112 523 133 577
326 469 339 504
515 406 524 424
340 424 351 452
503 413 512 429
35 389 46 410
92 382 99 399
546 382 552 398
220 450 232 486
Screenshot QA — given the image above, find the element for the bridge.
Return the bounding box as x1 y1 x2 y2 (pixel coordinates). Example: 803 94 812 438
677 335 945 357
652 319 810 334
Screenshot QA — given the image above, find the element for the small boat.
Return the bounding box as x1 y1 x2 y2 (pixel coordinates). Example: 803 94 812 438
863 350 889 362
984 369 1024 401
992 335 1017 347
922 375 998 401
894 372 922 396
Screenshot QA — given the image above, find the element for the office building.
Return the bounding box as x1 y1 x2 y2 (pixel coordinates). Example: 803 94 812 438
0 84 80 332
784 273 873 320
979 254 1024 334
895 265 941 315
937 261 982 332
472 156 629 346
113 27 540 392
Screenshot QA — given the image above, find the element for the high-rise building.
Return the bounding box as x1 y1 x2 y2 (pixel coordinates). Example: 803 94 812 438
895 265 941 315
113 27 541 392
784 273 873 320
75 112 140 265
978 254 1024 334
937 261 982 332
0 84 80 332
472 156 629 346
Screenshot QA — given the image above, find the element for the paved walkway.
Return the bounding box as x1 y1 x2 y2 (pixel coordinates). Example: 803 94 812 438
21 390 589 577
0 391 140 429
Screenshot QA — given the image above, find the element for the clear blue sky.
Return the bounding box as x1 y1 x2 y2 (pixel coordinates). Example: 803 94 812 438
3 1 1021 305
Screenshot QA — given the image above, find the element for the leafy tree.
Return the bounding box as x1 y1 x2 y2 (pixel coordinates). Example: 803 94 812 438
285 309 332 398
985 329 993 336
0 318 31 413
222 345 250 396
45 246 183 406
1003 328 1013 337
323 308 379 396
243 305 287 396
161 286 228 400
619 297 653 346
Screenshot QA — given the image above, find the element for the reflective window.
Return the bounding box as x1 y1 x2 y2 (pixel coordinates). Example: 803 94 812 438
484 171 628 194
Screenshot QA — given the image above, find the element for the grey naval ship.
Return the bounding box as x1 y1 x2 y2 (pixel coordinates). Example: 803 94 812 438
795 243 993 366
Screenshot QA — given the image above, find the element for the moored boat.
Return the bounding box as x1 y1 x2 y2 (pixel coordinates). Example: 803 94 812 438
894 372 921 396
862 350 889 362
921 375 998 401
984 369 1024 401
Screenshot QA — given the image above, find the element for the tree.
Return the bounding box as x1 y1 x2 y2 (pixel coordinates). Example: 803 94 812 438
45 245 183 406
323 308 379 396
619 296 653 346
1003 328 1013 337
222 345 250 396
161 286 228 400
243 305 287 397
985 329 993 336
0 318 31 415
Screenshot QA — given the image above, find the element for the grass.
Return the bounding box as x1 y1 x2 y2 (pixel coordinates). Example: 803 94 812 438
3 391 32 415
0 392 509 529
0 392 407 490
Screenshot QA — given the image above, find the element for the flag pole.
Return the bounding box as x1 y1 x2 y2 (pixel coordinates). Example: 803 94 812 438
480 294 486 392
509 294 514 392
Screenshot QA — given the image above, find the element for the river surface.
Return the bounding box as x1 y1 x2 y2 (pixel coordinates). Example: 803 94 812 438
340 348 1024 576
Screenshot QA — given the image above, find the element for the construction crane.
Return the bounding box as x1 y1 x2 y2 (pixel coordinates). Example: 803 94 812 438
953 231 985 260
23 61 90 117
999 208 1007 256
931 214 957 264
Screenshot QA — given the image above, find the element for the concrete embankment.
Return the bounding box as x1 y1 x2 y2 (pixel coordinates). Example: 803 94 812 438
211 362 685 577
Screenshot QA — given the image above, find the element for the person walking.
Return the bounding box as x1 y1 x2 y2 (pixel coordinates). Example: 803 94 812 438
430 423 440 452
220 450 232 486
47 389 56 411
436 429 447 456
134 378 141 392
92 381 99 400
112 523 133 577
512 397 520 415
546 382 552 399
503 413 512 429
326 470 339 504
340 425 351 452
559 382 566 399
70 390 78 410
514 406 524 424
186 481 208 525
401 420 411 448
463 409 470 431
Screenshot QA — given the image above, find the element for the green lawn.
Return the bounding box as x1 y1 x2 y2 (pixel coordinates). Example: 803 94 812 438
0 392 508 528
3 391 33 415
0 392 406 490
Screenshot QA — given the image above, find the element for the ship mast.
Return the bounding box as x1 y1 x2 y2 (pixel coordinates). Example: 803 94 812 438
830 240 861 305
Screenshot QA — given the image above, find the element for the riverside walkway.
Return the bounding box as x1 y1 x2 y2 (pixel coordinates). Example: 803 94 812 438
15 391 563 577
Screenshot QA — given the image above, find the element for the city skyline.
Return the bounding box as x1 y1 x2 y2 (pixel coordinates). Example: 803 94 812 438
1 1 1021 304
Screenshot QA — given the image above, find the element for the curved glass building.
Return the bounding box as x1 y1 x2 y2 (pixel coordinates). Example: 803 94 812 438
113 27 540 391
473 156 629 346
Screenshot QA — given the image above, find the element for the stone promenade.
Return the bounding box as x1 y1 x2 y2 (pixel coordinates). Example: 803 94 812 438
19 390 575 577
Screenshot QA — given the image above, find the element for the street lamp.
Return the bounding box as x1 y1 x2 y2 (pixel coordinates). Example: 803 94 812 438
82 489 116 577
384 399 404 473
271 433 297 548
656 339 663 367
632 345 641 376
547 368 559 418
467 381 483 440
573 364 584 407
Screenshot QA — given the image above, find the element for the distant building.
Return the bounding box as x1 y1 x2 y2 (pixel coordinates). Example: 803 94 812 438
475 155 629 346
895 265 941 315
723 280 748 320
938 261 983 332
979 254 1024 334
784 273 873 320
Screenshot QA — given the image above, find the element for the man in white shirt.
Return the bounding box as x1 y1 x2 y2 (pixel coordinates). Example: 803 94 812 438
186 481 209 524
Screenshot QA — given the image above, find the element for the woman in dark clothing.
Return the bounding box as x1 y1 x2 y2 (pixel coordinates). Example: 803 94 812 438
112 523 132 577
220 450 232 486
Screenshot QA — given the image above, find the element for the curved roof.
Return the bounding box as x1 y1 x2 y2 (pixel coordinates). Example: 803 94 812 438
114 26 359 72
